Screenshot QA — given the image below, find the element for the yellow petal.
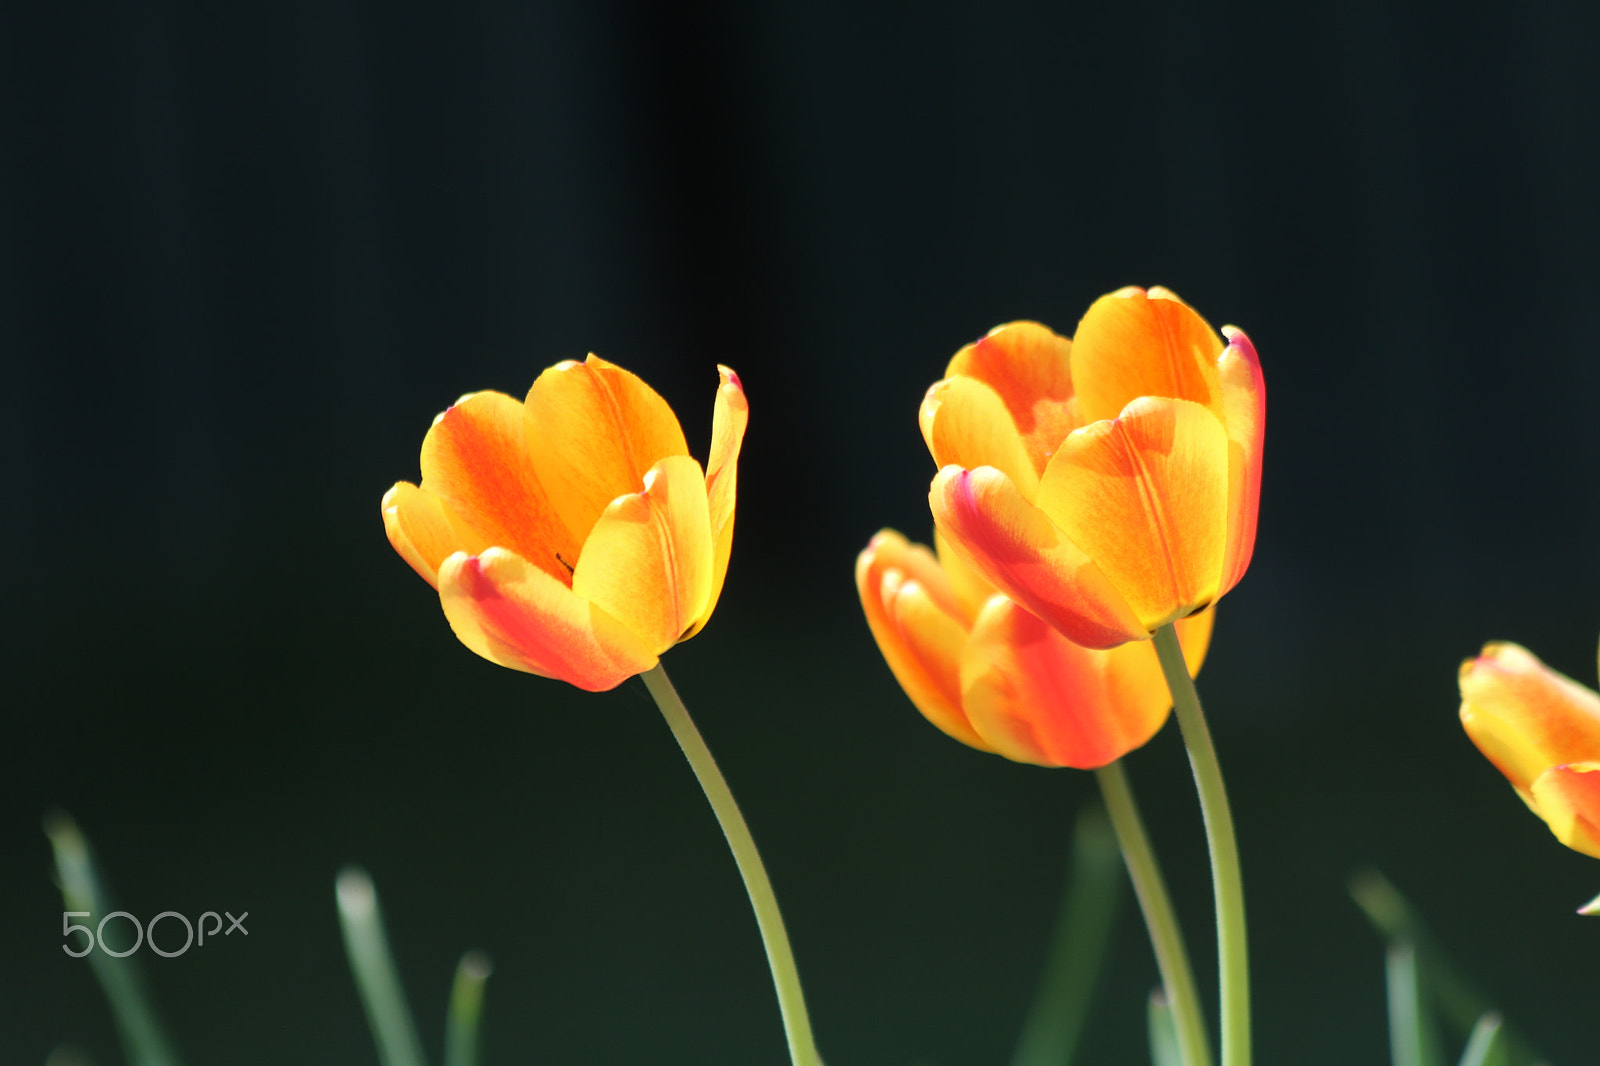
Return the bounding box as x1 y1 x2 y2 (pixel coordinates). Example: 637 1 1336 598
1070 286 1224 426
1217 327 1266 596
683 365 748 640
929 465 1146 649
382 482 491 587
920 376 1040 499
1459 642 1600 795
523 355 691 544
856 532 990 751
1530 763 1600 860
934 529 996 626
571 454 713 654
1035 397 1230 630
944 321 1079 476
438 548 658 691
418 390 577 583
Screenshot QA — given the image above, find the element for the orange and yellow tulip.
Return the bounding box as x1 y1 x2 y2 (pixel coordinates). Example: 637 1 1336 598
857 528 1212 768
1459 639 1600 859
382 356 747 692
924 286 1264 649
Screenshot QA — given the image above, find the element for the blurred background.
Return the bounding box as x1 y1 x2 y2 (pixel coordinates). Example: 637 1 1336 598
4 0 1599 1062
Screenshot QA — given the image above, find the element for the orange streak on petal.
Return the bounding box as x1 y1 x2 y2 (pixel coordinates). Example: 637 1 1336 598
571 454 713 654
438 548 658 691
684 365 749 640
1071 286 1224 425
929 465 1145 649
944 321 1080 476
1036 397 1230 630
523 355 691 544
856 533 989 751
382 482 491 587
1216 327 1266 596
1530 763 1600 859
921 376 1040 499
418 390 576 582
1459 642 1600 793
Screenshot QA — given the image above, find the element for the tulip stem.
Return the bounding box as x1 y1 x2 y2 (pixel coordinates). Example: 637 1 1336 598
1096 760 1213 1066
641 663 821 1066
1153 623 1251 1066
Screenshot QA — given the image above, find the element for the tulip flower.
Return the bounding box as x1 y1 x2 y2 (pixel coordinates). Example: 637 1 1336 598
856 528 1212 769
382 355 747 692
924 287 1264 649
1459 639 1600 859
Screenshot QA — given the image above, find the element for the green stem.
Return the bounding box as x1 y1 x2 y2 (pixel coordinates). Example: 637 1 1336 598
1096 761 1213 1066
641 663 820 1066
1153 624 1250 1066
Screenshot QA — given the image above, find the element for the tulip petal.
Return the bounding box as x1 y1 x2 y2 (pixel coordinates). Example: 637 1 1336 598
934 529 995 627
942 321 1080 476
683 365 748 640
1070 287 1224 426
418 390 578 583
860 528 968 626
1217 327 1265 595
523 355 691 544
1035 397 1230 630
572 454 713 654
961 602 1214 768
921 376 1041 499
1459 642 1600 795
438 548 658 691
930 465 1147 649
382 482 492 587
856 533 990 751
1530 763 1600 860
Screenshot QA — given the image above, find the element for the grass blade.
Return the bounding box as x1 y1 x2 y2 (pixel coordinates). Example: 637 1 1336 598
444 950 493 1066
337 866 428 1066
1387 941 1441 1066
1010 803 1123 1066
44 812 182 1066
1457 1013 1507 1066
1147 991 1182 1066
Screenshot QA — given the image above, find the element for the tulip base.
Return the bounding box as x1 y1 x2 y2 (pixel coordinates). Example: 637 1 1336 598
1152 624 1251 1066
640 663 821 1066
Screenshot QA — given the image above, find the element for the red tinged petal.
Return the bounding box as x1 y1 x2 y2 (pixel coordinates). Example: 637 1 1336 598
1530 763 1600 860
382 482 491 587
1035 397 1231 631
1216 327 1265 596
929 465 1147 649
571 454 714 654
856 531 990 751
523 355 691 544
943 321 1080 476
438 548 658 691
921 375 1041 498
1070 287 1225 426
684 365 749 640
418 390 577 583
1459 642 1600 796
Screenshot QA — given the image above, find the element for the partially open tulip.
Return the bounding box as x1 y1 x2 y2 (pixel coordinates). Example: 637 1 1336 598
1459 639 1600 859
383 356 747 692
856 528 1212 768
924 287 1264 649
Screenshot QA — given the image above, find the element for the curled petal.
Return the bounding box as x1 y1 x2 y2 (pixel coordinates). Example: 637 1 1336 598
572 454 713 654
1459 642 1600 796
684 365 748 640
1530 763 1600 860
1217 327 1265 595
1070 286 1224 426
941 321 1079 476
930 465 1146 649
921 376 1040 499
933 529 996 626
382 482 491 587
438 548 658 691
856 533 989 751
523 355 691 544
419 391 577 581
1035 397 1230 630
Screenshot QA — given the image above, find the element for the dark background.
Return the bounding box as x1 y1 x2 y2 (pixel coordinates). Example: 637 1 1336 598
4 0 1599 1063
